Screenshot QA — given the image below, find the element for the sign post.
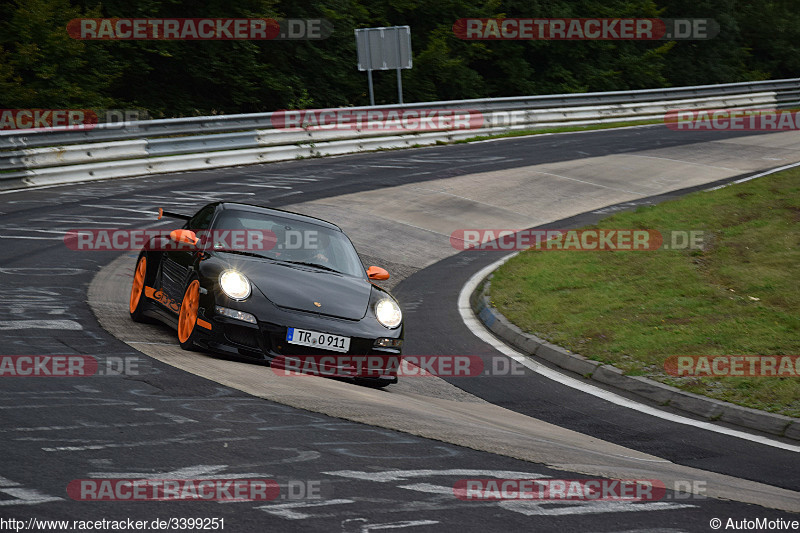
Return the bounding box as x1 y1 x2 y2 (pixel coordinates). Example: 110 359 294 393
355 26 412 105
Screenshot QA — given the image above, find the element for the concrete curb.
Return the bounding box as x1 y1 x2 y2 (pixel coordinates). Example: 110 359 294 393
471 275 800 442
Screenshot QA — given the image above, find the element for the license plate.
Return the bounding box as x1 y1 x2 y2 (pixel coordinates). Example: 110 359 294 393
286 327 350 353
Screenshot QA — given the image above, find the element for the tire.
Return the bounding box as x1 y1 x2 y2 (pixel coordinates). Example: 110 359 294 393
129 254 150 322
354 377 394 389
178 278 201 351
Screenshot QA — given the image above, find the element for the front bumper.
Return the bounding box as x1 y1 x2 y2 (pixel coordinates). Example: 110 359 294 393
192 302 402 382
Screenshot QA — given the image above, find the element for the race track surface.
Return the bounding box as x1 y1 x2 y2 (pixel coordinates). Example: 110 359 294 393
1 125 798 530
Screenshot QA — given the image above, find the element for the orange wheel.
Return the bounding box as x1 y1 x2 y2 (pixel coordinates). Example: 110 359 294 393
178 280 200 344
129 256 147 314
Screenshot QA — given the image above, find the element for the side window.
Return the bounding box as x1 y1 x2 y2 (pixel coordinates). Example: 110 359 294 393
188 207 215 231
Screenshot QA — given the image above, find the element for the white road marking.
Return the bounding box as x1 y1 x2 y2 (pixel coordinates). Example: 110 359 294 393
325 470 549 483
168 191 255 200
233 184 292 189
327 470 696 518
267 190 304 199
239 176 319 181
0 320 82 330
255 499 355 520
0 488 63 506
342 519 440 531
468 136 555 145
396 483 461 495
624 154 740 172
87 464 270 479
26 221 125 226
0 420 192 433
0 268 86 275
41 433 263 451
80 204 158 215
0 235 63 240
458 255 800 453
155 412 198 424
397 482 697 516
706 161 800 191
0 402 135 411
0 475 62 506
498 500 694 516
33 214 139 221
0 228 68 234
395 483 695 515
529 169 646 195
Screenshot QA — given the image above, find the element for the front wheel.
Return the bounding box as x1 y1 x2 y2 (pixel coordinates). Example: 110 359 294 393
178 278 201 351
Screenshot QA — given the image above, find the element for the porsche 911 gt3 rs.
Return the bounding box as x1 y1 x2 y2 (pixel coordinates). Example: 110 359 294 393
129 202 403 387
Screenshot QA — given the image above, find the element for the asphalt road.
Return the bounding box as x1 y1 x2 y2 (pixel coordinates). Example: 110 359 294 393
0 125 798 531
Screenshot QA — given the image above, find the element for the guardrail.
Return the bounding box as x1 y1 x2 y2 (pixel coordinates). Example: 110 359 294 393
1 78 798 190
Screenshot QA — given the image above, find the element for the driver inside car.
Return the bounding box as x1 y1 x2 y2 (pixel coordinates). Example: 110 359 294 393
293 230 331 264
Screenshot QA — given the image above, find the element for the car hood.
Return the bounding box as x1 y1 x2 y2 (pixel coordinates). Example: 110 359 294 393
243 260 371 320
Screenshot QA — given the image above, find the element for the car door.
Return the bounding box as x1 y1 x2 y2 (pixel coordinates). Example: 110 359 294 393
160 205 216 306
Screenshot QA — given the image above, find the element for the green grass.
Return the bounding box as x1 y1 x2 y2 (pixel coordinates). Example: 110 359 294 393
455 119 663 143
490 168 800 417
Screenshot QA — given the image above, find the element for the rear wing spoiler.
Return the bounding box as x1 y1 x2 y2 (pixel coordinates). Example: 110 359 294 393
158 208 191 221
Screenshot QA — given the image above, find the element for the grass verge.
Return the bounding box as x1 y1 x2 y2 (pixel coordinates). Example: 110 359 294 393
455 119 662 143
490 167 800 417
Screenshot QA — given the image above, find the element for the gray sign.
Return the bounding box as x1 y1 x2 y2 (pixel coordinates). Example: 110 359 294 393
355 26 412 71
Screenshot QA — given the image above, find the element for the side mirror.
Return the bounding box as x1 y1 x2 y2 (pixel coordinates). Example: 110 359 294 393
169 229 199 246
366 266 390 280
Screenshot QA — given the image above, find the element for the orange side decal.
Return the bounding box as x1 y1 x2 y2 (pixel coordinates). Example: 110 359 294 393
145 286 180 312
197 319 212 330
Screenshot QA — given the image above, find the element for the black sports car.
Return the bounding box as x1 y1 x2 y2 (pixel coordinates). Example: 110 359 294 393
129 202 403 387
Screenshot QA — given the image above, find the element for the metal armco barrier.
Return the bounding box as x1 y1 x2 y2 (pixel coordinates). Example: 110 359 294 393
1 78 798 190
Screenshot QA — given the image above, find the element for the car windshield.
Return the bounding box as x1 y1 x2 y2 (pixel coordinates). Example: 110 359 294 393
211 209 366 278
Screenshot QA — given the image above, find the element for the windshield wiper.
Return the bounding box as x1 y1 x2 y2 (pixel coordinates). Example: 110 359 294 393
277 260 344 274
216 249 272 260
217 252 345 274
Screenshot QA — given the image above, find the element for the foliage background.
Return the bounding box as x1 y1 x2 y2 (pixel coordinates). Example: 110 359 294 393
0 0 797 116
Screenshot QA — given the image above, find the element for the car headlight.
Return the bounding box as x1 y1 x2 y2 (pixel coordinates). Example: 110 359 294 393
219 270 251 300
375 298 402 329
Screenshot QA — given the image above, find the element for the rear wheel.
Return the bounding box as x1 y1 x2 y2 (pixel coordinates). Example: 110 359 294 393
129 254 149 322
178 278 201 350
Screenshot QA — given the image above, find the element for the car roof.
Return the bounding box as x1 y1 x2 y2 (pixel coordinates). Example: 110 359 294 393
215 202 342 231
